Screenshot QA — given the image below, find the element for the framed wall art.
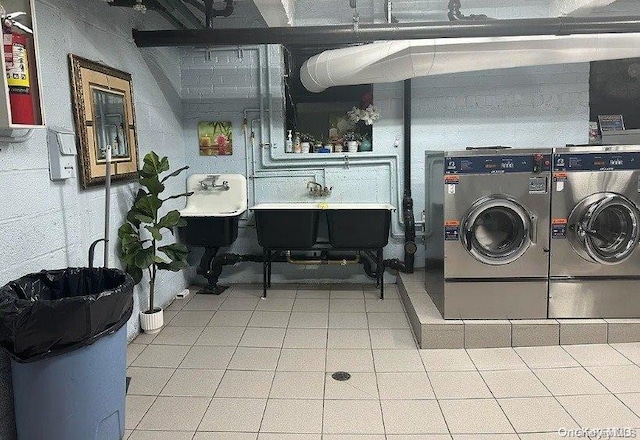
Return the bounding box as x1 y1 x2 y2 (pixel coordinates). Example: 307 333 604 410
198 121 233 156
69 54 140 189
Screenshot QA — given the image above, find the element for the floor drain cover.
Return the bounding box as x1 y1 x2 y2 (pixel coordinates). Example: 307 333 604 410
331 371 351 381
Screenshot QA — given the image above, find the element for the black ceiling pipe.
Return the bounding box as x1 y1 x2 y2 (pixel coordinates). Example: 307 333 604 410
133 16 640 47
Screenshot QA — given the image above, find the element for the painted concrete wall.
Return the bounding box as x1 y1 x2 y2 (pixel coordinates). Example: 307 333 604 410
0 1 188 437
180 45 589 286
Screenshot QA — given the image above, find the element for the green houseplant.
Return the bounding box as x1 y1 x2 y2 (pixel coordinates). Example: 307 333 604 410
118 151 193 333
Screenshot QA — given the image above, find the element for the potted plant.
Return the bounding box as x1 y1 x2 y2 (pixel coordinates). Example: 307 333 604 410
343 131 360 153
118 152 193 334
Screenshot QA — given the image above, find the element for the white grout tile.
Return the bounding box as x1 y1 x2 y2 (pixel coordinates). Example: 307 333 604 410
429 371 493 399
498 397 579 433
125 395 155 430
467 348 528 371
127 344 146 366
166 310 215 327
277 348 326 372
365 298 404 313
514 346 580 369
419 349 476 371
324 372 379 400
239 327 286 348
381 400 449 434
198 398 267 432
137 396 210 431
151 326 203 346
328 312 368 329
329 299 366 313
195 326 245 346
587 365 640 393
480 370 550 398
376 372 435 399
179 345 235 370
323 399 384 434
214 370 275 398
439 399 515 434
128 431 194 440
283 328 328 349
558 394 640 429
132 345 190 368
532 367 610 396
269 371 326 399
293 298 330 313
261 399 323 433
612 342 640 364
126 367 175 396
563 343 634 367
208 310 253 327
248 311 291 328
228 347 281 371
367 313 410 329
288 312 329 329
326 349 375 373
255 298 295 312
160 368 224 397
373 349 425 372
219 297 260 311
369 329 417 349
327 329 371 349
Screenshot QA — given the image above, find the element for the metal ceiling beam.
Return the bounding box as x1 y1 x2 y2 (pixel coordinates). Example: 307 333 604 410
133 15 640 47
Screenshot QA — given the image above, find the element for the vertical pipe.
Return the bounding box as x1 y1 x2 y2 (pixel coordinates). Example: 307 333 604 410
104 145 112 268
204 0 213 28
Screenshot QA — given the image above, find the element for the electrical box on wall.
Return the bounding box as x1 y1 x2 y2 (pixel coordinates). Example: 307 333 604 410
47 127 76 181
0 0 45 130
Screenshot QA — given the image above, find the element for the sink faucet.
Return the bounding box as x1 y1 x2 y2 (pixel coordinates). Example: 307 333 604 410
307 181 332 197
199 176 230 191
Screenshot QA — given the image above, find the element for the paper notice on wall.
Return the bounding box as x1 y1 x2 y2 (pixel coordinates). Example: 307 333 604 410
556 181 564 192
447 184 456 194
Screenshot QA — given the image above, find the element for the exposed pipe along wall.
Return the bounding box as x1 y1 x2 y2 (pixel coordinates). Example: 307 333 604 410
192 45 415 290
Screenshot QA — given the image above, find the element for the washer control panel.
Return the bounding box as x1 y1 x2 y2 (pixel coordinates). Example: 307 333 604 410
554 152 640 172
445 154 552 175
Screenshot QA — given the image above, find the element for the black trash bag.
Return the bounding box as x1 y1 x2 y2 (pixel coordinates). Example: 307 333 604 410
0 268 134 363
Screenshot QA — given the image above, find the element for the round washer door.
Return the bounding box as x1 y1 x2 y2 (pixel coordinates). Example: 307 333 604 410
568 192 640 265
461 196 535 265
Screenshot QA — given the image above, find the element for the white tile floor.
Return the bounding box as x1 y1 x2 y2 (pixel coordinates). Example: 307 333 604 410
125 284 640 439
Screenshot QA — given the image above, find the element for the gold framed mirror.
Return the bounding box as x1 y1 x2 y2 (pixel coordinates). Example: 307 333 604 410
69 55 140 189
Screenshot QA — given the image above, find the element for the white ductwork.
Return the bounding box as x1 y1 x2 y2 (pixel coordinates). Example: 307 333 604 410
300 33 640 92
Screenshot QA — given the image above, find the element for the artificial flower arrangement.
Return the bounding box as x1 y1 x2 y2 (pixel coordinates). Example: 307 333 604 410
347 104 380 126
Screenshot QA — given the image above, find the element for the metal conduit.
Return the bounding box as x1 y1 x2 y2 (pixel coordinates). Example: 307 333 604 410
133 16 640 48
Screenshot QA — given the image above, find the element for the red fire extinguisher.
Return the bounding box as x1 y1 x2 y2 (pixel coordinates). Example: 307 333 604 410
3 12 34 125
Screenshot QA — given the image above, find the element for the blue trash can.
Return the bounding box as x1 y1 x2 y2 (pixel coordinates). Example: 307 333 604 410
11 325 127 440
0 268 134 440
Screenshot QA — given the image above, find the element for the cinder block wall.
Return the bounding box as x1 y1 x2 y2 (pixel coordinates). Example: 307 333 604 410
0 1 188 437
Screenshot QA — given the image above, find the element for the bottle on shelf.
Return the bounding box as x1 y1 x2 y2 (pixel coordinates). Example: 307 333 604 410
294 131 302 153
285 129 293 153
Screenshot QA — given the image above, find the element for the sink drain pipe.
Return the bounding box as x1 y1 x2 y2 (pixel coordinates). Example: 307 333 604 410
384 79 417 274
199 250 379 293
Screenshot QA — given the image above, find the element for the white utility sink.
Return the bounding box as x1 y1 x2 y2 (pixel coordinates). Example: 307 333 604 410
251 203 395 210
181 174 247 217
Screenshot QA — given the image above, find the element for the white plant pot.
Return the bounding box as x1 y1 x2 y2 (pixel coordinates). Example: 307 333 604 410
346 141 358 153
140 308 164 334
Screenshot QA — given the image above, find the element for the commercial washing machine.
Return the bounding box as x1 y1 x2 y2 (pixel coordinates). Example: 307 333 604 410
549 145 640 318
425 148 552 319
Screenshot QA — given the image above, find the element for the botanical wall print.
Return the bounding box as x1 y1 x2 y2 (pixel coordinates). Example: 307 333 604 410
69 54 140 189
199 121 233 156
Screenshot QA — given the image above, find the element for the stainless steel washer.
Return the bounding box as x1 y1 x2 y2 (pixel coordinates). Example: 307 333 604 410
549 145 640 318
425 148 552 319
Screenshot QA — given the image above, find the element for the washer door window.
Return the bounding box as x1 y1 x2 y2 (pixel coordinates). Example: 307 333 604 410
462 197 534 265
569 193 640 265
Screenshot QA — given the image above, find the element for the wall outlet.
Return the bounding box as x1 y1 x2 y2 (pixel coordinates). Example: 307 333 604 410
175 289 191 300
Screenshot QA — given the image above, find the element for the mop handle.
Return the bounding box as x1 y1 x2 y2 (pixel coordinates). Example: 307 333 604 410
104 145 112 268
